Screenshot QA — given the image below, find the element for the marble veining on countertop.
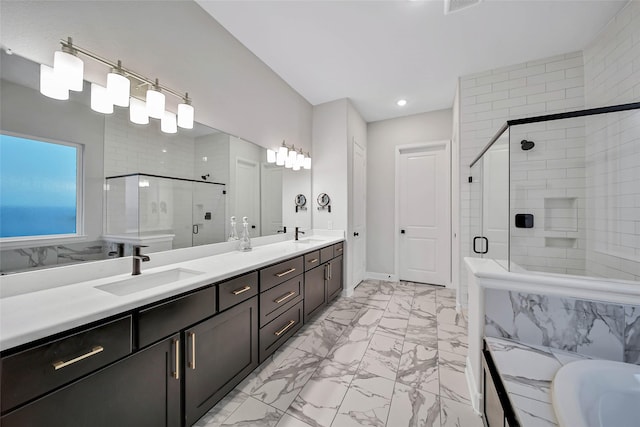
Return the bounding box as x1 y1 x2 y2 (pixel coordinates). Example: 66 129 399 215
0 233 343 352
484 337 592 427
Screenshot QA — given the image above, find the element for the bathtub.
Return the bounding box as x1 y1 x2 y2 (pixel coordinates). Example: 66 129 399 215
552 360 640 427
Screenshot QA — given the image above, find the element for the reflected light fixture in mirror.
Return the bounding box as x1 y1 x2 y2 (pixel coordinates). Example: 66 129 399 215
39 64 69 100
146 79 165 119
106 61 130 107
53 38 83 92
129 97 149 124
177 94 194 129
161 111 178 134
90 83 114 114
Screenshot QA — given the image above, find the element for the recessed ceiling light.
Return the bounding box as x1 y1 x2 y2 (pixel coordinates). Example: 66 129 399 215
397 99 407 107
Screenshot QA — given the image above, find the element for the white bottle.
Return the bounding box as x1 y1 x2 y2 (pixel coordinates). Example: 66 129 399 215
228 216 239 242
239 216 252 251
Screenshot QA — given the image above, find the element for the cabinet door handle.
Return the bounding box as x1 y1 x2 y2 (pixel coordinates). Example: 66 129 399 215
188 332 196 370
336 247 343 253
274 320 296 337
324 264 328 280
275 267 296 277
172 339 180 380
52 346 104 370
274 291 296 304
329 263 332 280
307 258 318 264
232 285 251 295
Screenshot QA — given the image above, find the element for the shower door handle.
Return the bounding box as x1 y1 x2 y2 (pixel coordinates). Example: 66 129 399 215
193 224 199 234
473 236 489 254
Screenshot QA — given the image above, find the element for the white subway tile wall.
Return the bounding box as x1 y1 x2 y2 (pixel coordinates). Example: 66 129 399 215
583 0 640 281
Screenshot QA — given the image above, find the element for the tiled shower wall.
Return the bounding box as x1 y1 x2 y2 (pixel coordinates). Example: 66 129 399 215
459 51 586 298
484 288 640 365
583 0 640 281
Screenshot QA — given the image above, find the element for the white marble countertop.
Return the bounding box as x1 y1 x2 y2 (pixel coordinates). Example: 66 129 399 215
0 232 343 352
484 337 592 427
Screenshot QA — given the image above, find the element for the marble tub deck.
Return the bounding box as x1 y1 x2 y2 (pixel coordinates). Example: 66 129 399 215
484 336 593 427
193 280 483 427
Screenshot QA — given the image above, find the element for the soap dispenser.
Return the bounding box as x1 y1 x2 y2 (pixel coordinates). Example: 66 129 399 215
228 216 239 242
239 216 252 251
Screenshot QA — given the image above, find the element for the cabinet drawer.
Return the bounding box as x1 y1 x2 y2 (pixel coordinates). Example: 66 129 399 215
304 251 321 271
259 301 303 362
138 286 216 348
260 275 303 327
1 315 132 413
218 272 258 312
334 242 344 256
260 256 303 292
320 246 334 263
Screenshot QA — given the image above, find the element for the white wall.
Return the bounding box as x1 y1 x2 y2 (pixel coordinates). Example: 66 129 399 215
366 109 452 277
583 0 640 281
282 169 312 231
0 0 312 153
451 85 461 290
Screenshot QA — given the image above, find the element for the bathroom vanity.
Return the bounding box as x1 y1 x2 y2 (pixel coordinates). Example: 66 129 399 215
0 236 344 426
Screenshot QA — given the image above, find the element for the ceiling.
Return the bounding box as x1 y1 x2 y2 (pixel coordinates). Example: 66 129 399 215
196 0 627 122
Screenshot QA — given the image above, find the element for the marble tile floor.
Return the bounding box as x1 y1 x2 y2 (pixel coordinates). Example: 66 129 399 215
194 280 483 427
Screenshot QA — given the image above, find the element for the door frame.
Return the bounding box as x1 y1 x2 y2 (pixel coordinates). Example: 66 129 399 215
394 140 451 285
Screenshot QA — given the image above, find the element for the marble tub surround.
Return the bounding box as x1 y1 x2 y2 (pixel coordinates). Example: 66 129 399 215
193 280 483 427
484 336 594 427
0 231 343 351
485 288 639 364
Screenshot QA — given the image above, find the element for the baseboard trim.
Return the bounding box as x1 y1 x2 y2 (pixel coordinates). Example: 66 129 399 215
365 272 399 282
466 356 482 415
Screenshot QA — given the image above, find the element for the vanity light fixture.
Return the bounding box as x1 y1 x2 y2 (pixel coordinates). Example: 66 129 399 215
39 37 194 132
177 93 194 129
54 37 84 92
106 60 130 107
268 141 311 171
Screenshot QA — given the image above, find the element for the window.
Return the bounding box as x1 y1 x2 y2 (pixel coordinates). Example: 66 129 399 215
0 133 82 240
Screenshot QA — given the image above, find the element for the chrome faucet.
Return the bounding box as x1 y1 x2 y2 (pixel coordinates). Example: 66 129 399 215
295 227 305 241
108 242 125 258
132 245 150 276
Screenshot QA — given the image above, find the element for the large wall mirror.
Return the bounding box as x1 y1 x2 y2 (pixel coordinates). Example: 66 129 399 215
0 51 311 273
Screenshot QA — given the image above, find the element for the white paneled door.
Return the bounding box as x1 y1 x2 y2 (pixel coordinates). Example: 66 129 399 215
398 142 450 286
235 158 260 237
352 140 366 287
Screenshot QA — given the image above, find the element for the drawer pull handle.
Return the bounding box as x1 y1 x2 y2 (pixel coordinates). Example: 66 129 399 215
275 291 296 304
172 339 180 379
52 346 104 370
232 285 252 295
188 332 196 370
274 320 296 337
308 258 319 264
337 247 343 253
275 267 296 277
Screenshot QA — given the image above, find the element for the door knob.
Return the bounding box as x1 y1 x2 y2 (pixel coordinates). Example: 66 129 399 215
400 229 405 234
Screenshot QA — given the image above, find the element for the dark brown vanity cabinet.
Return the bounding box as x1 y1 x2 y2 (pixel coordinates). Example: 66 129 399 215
482 343 520 427
304 243 344 322
184 296 258 426
1 334 181 427
326 255 343 302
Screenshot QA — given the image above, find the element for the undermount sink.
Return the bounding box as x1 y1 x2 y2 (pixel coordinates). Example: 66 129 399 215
552 359 640 427
95 268 204 296
294 238 325 244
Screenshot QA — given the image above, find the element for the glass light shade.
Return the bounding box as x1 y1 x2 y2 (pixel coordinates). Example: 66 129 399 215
288 149 297 162
129 97 149 125
303 157 311 170
296 152 305 166
284 157 293 168
267 149 277 163
146 88 165 119
107 72 130 107
293 162 301 171
53 51 84 92
40 64 69 100
177 102 194 129
276 151 285 166
278 145 288 158
161 111 177 134
90 83 113 114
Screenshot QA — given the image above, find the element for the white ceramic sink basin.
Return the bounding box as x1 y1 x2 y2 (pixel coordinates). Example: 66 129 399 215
552 359 640 427
95 268 204 296
294 238 325 244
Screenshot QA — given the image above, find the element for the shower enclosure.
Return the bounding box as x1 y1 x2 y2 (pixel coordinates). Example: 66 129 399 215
468 102 640 282
105 173 226 251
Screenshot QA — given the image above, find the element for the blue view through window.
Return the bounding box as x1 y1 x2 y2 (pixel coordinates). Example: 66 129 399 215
0 134 79 238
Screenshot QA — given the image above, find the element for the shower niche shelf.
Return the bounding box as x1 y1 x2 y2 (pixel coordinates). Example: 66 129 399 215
544 197 578 232
545 237 577 248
